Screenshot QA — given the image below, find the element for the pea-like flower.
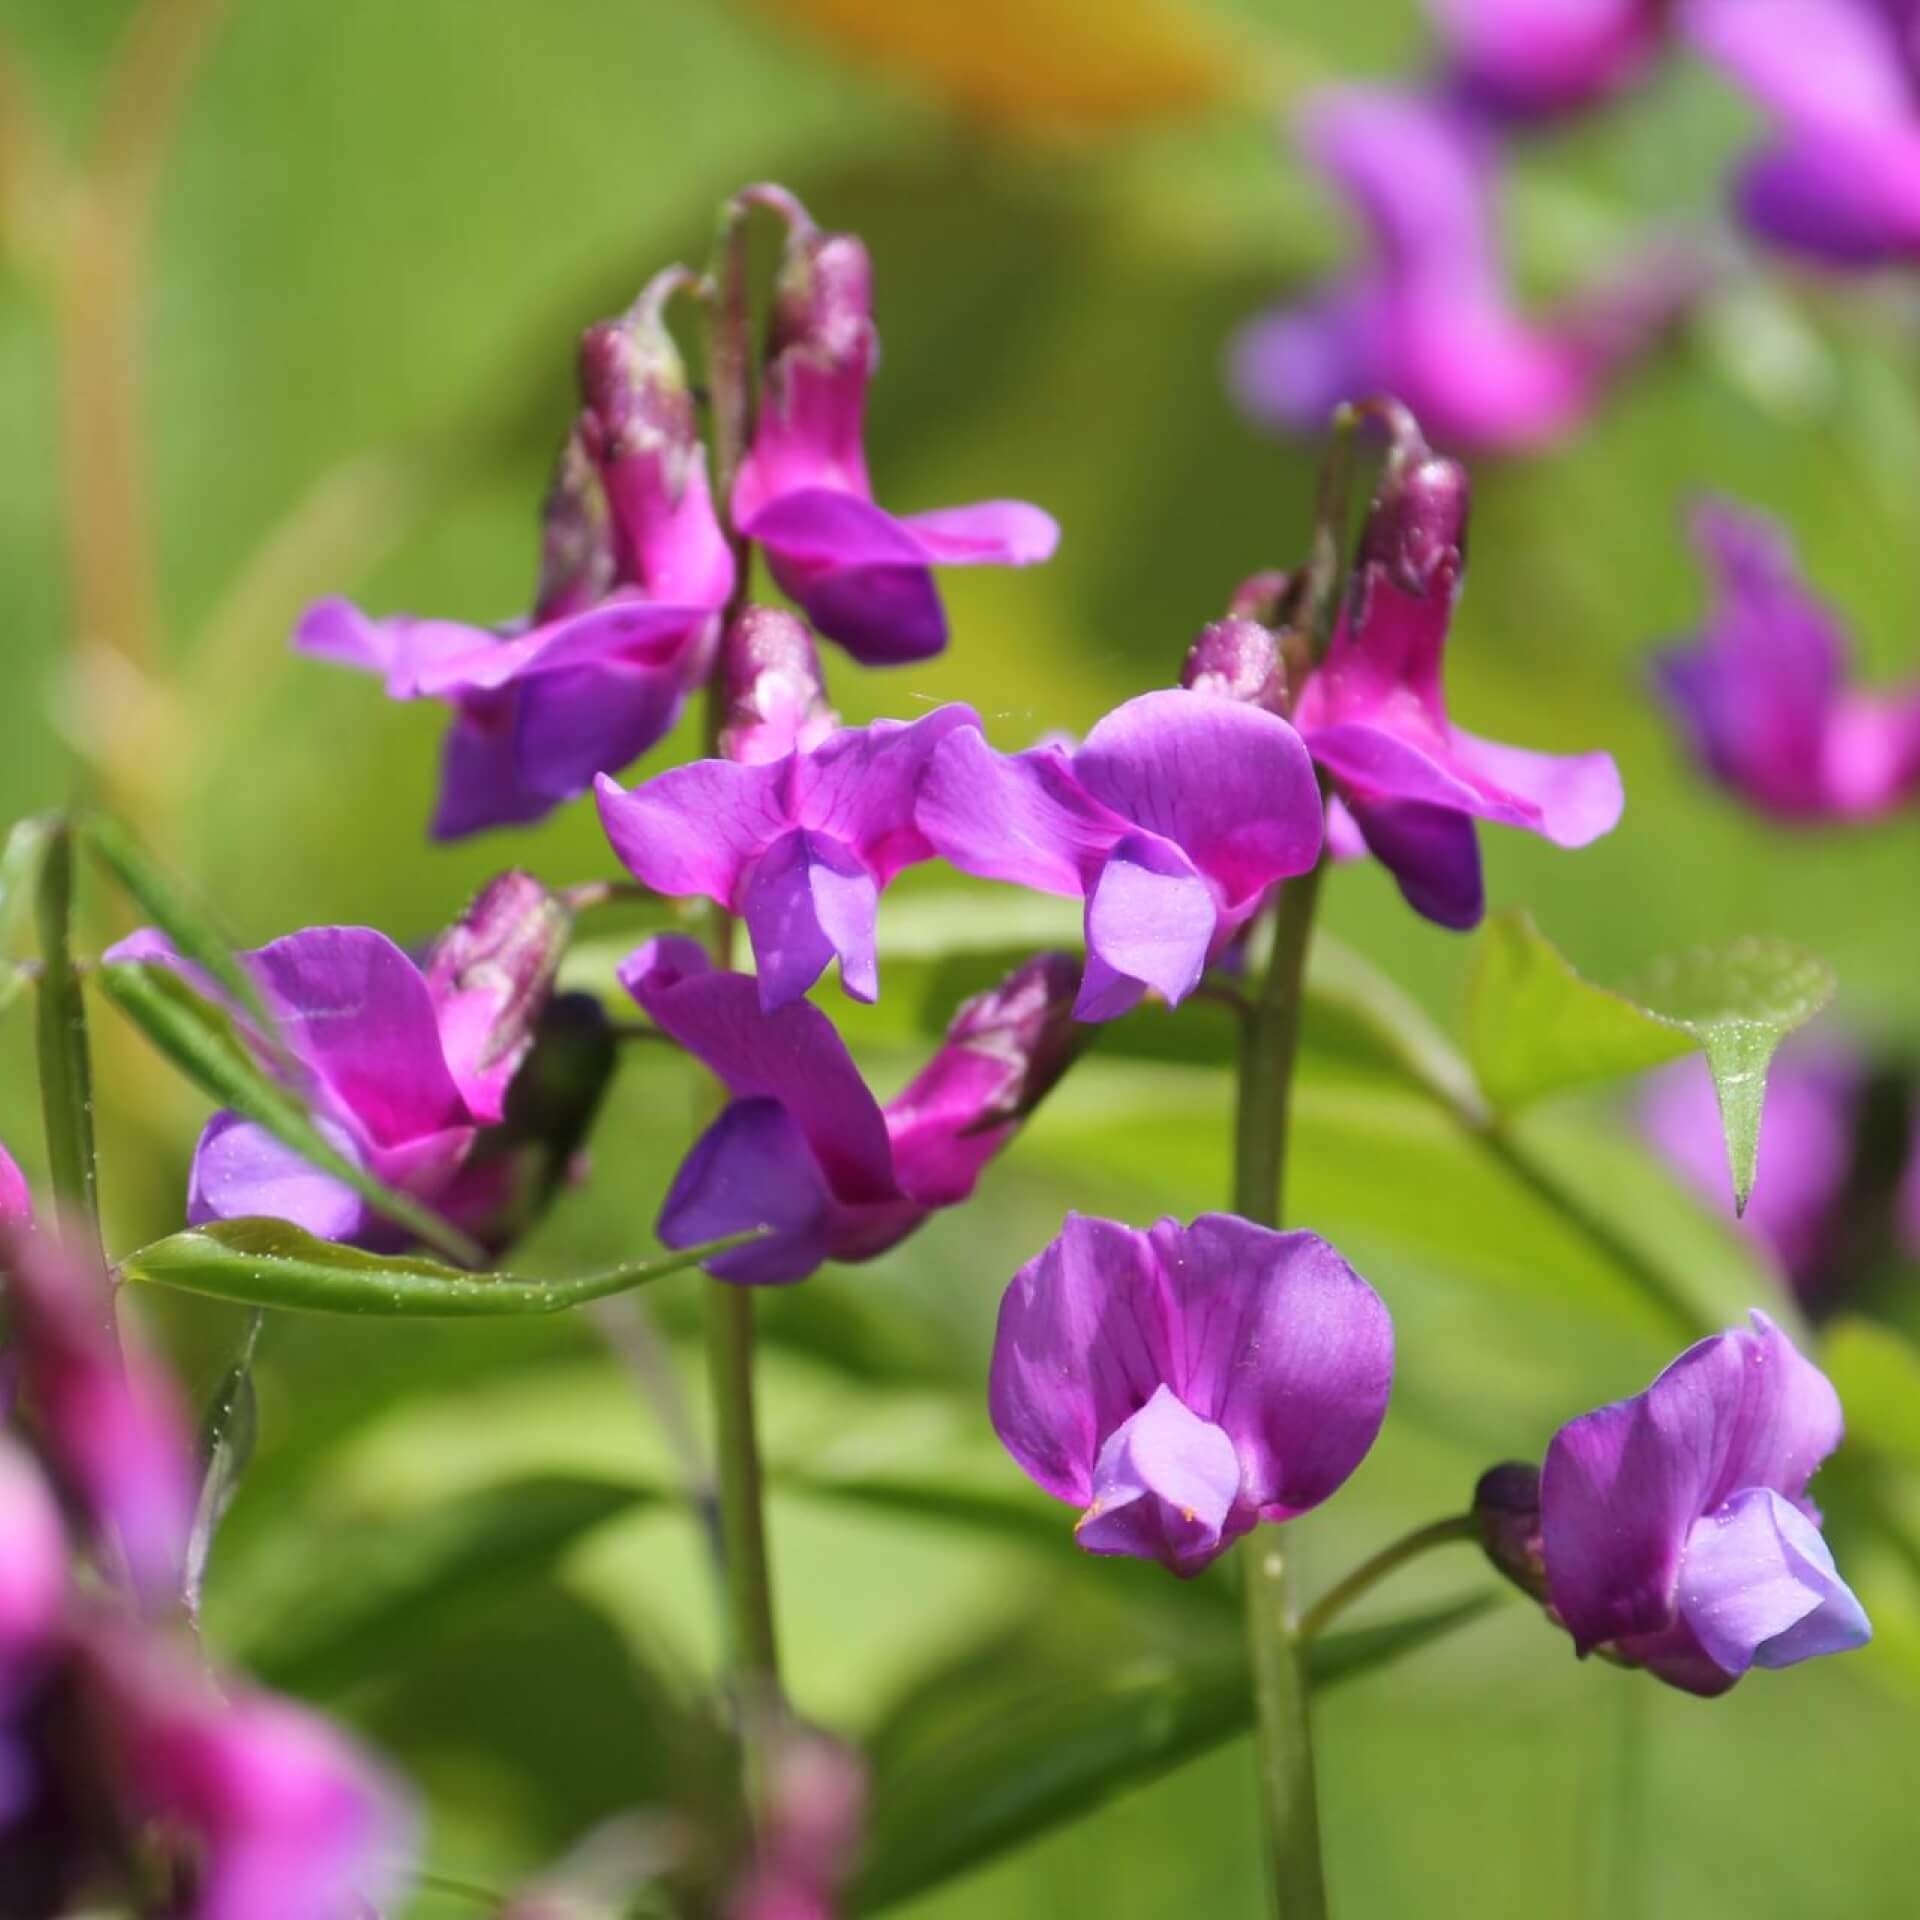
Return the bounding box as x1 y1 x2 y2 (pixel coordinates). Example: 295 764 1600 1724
1654 501 1920 820
1231 89 1692 451
989 1213 1394 1577
1687 0 1920 267
296 271 729 838
1293 419 1623 927
732 185 1058 664
1537 1311 1871 1695
1428 0 1668 121
624 937 1080 1285
917 690 1323 1021
596 704 978 1011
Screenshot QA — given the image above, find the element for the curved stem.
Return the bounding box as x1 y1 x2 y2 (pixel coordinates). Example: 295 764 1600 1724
1295 1515 1477 1647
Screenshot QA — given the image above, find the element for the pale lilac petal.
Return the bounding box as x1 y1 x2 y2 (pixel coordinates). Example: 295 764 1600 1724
594 760 790 904
512 659 689 800
0 1434 65 1679
1073 691 1323 904
1079 834 1218 1020
1676 1486 1871 1678
1229 282 1390 434
795 707 982 881
187 1112 369 1242
741 830 880 1010
1150 1215 1394 1521
897 501 1060 568
1446 733 1625 846
1685 0 1914 129
1338 794 1485 928
1074 1385 1244 1576
917 730 1128 897
988 1215 1169 1506
292 600 491 700
1820 685 1920 815
248 929 471 1145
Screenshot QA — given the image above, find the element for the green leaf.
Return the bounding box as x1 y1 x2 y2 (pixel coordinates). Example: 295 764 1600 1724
117 1215 750 1317
0 815 53 1015
221 1474 655 1696
94 957 487 1267
185 1309 265 1624
32 822 103 1256
1822 1316 1920 1472
1465 912 1834 1211
77 811 276 1035
854 1593 1497 1912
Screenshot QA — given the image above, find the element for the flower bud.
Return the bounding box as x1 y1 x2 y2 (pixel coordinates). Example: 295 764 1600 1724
934 951 1086 1132
425 873 571 1129
728 1726 865 1920
1181 617 1288 713
719 607 838 765
1472 1461 1547 1605
1226 569 1295 626
534 430 616 622
1356 412 1471 602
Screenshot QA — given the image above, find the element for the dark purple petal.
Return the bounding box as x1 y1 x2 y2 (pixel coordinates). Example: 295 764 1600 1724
187 1112 370 1241
431 696 559 842
511 659 691 801
1675 1486 1870 1677
1431 0 1665 120
1074 1385 1245 1577
594 759 790 905
1735 135 1920 263
741 829 880 1010
1148 1215 1394 1522
1071 691 1323 905
1078 834 1218 1020
1338 794 1486 928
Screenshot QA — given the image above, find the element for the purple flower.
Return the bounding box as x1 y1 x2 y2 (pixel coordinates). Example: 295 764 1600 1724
1429 0 1668 121
295 273 729 838
0 1434 65 1707
989 1213 1393 1577
113 876 567 1250
1655 500 1920 820
726 1727 865 1920
0 1142 28 1230
1291 428 1622 927
916 690 1323 1021
732 186 1058 664
1231 89 1692 451
622 938 1079 1285
1541 1311 1870 1695
596 704 978 1011
1687 0 1920 265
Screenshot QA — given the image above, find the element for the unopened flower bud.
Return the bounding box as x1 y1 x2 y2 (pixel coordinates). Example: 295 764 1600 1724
728 1726 865 1920
1226 569 1295 625
759 186 876 383
933 951 1086 1133
1357 414 1471 602
534 431 616 622
1472 1461 1547 1605
719 607 837 765
1181 617 1288 713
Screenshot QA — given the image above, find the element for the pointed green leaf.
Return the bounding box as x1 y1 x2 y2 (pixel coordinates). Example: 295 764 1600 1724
185 1309 265 1623
33 822 104 1257
0 815 54 1015
94 957 486 1266
117 1215 751 1317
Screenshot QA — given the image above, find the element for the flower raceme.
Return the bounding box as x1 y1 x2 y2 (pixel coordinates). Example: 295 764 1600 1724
731 185 1059 665
622 937 1080 1285
917 689 1324 1021
295 271 729 839
990 1214 1394 1577
1481 1312 1871 1695
112 873 572 1252
1654 501 1920 820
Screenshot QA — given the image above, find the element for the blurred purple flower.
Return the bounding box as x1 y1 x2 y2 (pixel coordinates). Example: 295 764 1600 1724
1687 0 1920 265
1231 89 1693 451
989 1213 1393 1577
596 705 977 1011
0 1143 28 1230
726 1727 865 1920
1430 0 1669 121
622 938 1080 1284
1293 423 1623 927
732 186 1058 665
1541 1310 1869 1694
1655 501 1920 819
917 690 1323 1021
295 272 728 839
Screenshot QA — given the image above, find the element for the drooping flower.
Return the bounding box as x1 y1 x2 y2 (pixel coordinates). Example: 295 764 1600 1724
109 874 570 1250
917 690 1323 1021
596 704 977 1011
989 1213 1394 1577
1290 415 1622 928
1428 0 1670 122
1686 0 1920 266
732 184 1058 664
1535 1311 1870 1694
1230 89 1693 451
623 937 1081 1285
295 270 729 838
1654 500 1920 820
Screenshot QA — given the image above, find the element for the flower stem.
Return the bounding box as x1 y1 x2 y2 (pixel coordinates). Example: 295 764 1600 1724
1294 1515 1478 1646
1232 855 1329 1920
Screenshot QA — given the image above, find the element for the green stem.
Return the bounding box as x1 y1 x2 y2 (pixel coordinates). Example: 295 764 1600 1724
1295 1515 1477 1646
1232 857 1329 1920
33 821 106 1267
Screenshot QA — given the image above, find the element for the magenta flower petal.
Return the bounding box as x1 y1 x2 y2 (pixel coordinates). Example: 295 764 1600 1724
1429 0 1666 120
0 1435 65 1684
595 760 787 904
1079 835 1217 1020
188 1112 369 1242
430 697 558 840
741 829 881 1009
1075 1385 1243 1575
1686 0 1911 129
0 1142 29 1228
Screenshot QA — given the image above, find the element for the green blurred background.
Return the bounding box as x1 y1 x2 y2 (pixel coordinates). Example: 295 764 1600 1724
3 1 1919 1914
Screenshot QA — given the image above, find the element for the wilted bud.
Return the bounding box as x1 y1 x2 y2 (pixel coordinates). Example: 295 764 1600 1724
534 430 616 622
1226 569 1294 626
719 607 838 765
1355 405 1470 602
424 873 572 1129
1472 1461 1547 1605
728 1726 866 1920
1181 616 1288 713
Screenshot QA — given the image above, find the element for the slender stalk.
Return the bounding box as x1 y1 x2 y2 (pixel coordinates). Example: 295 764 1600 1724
1233 857 1325 1225
33 822 106 1270
1295 1515 1477 1646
